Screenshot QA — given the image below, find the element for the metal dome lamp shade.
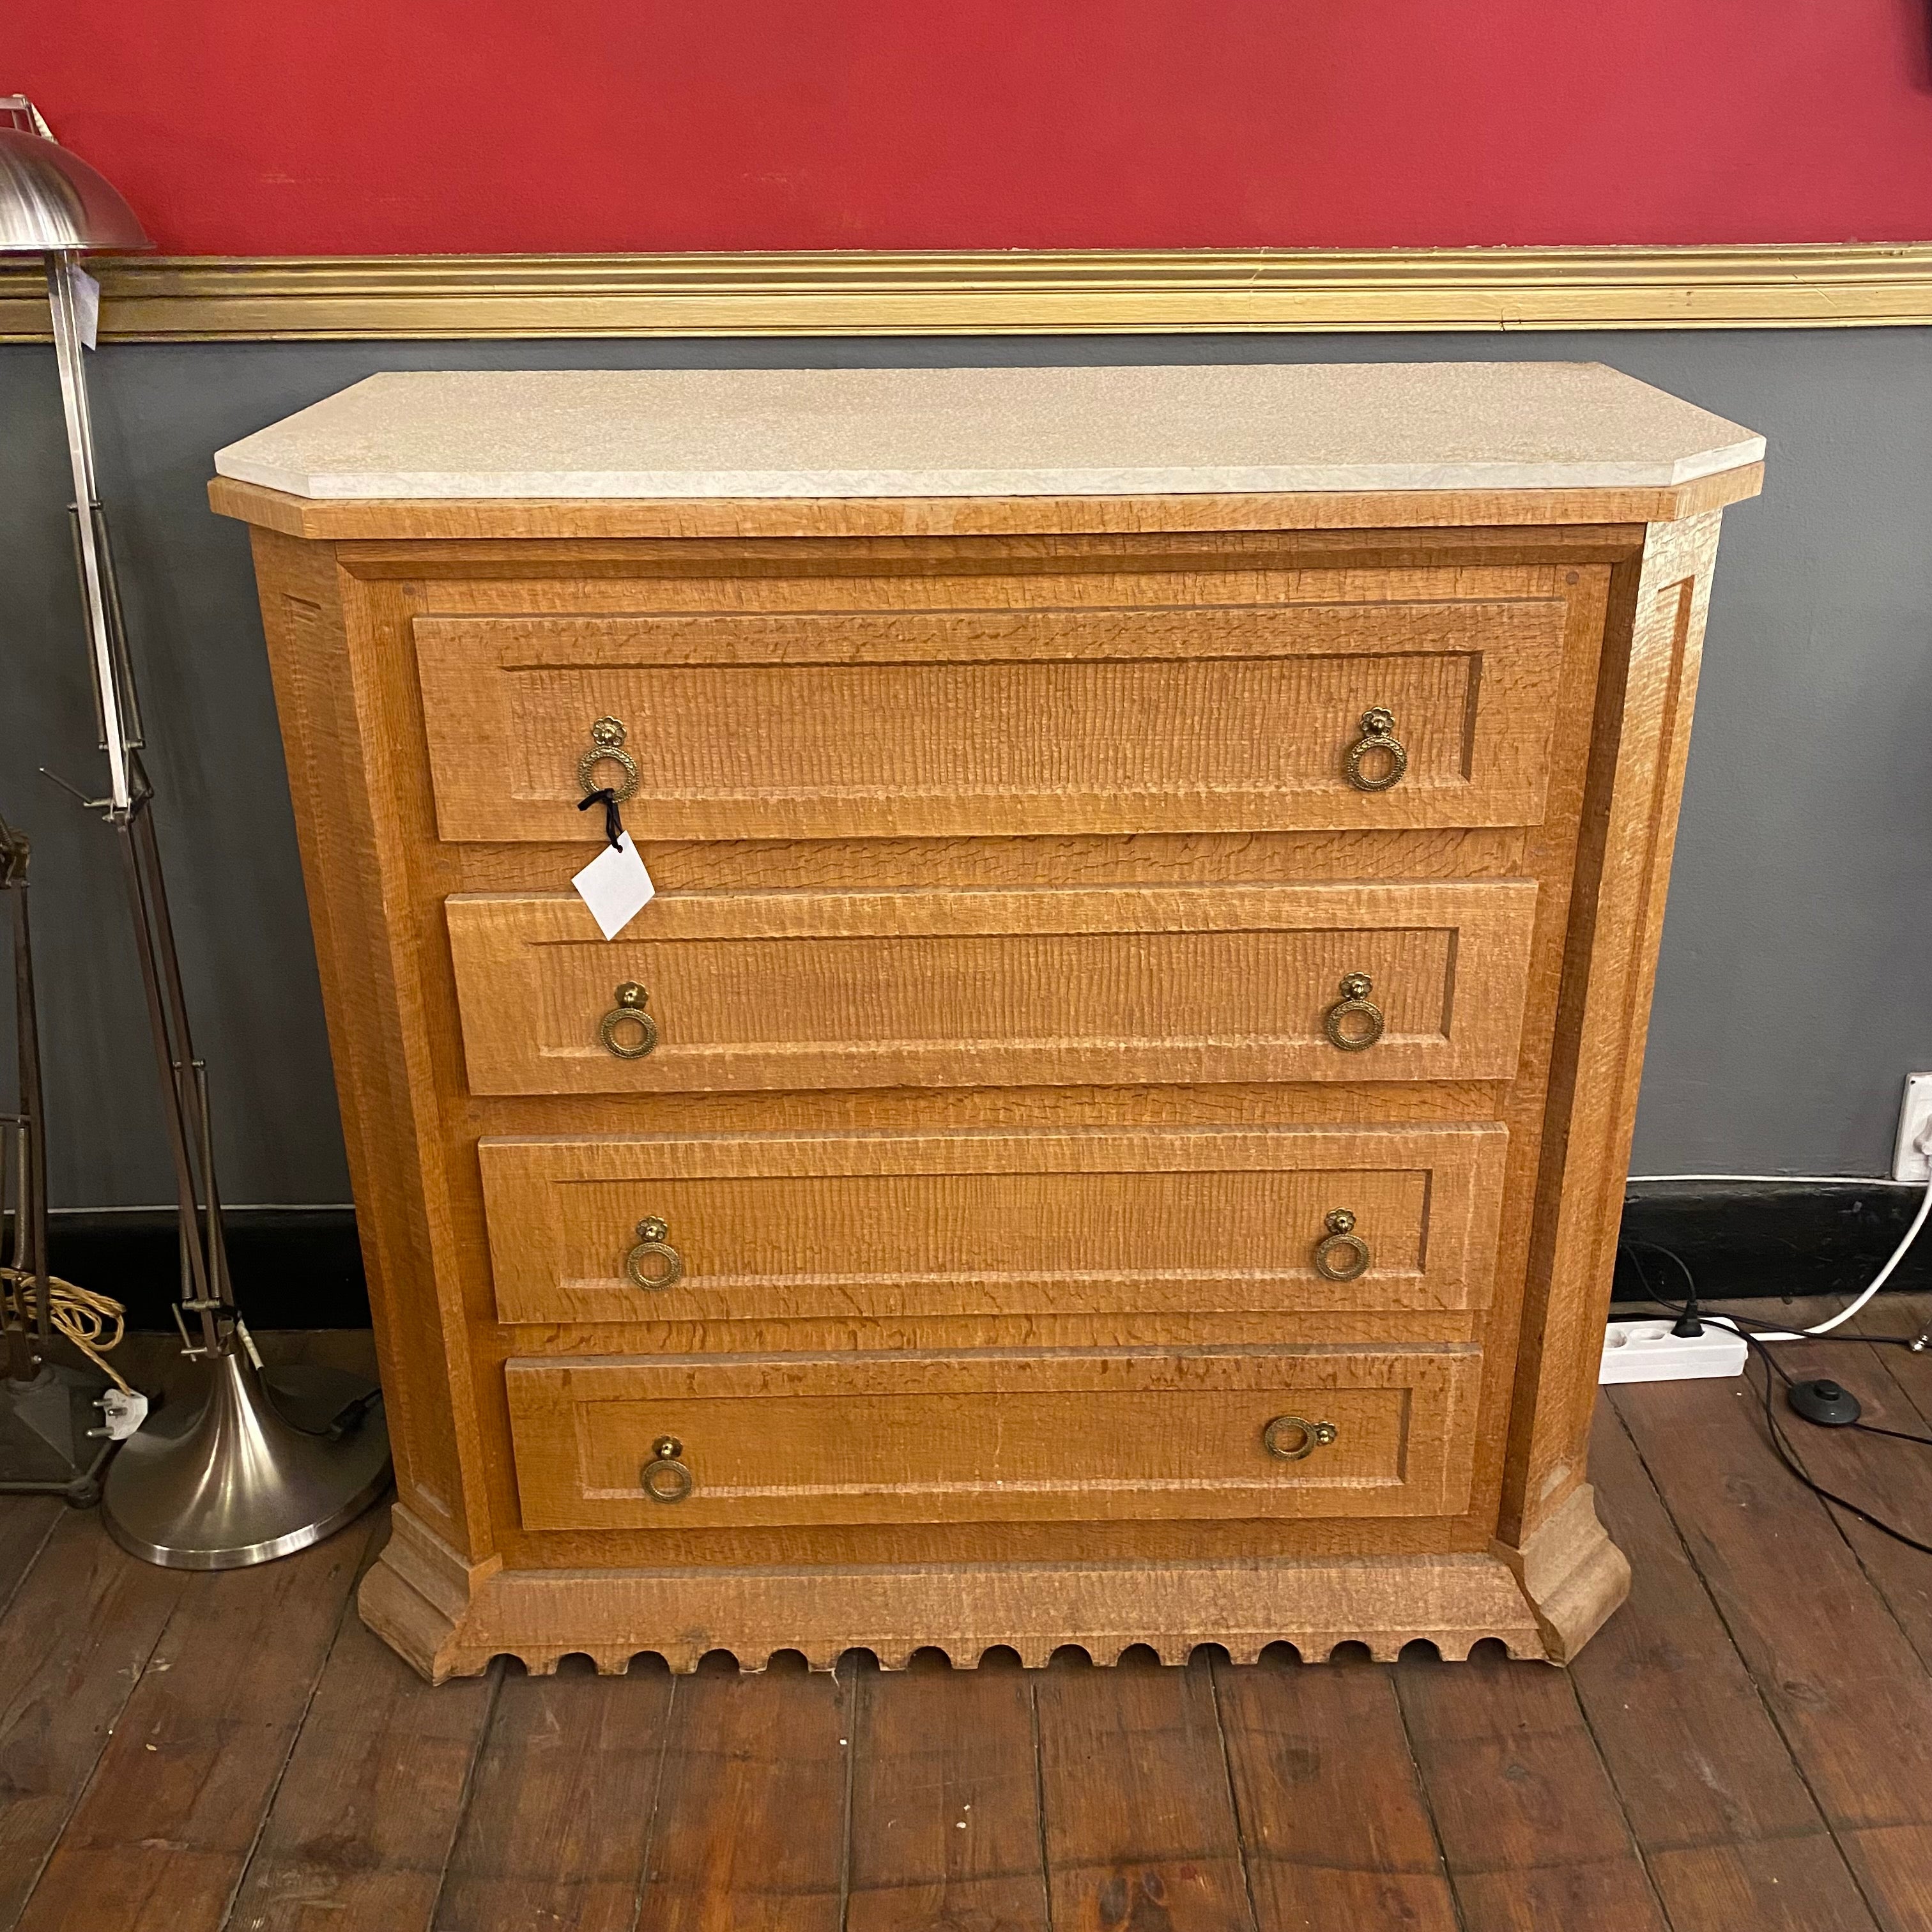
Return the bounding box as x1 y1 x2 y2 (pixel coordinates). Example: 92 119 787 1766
0 98 390 1565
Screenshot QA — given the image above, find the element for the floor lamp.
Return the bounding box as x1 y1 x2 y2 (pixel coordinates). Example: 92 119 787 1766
0 102 391 1565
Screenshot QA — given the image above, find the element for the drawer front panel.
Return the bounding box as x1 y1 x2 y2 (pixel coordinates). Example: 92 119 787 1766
448 880 1537 1094
479 1124 1508 1325
415 595 1567 842
505 1344 1481 1530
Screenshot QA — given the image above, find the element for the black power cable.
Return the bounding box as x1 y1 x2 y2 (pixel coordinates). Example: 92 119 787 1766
1619 1243 1932 1558
1623 1240 1928 1353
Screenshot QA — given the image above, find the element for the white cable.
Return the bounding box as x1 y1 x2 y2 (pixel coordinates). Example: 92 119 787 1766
1629 1172 1915 1187
1694 1136 1932 1344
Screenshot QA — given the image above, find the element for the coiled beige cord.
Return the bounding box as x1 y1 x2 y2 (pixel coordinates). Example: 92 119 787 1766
0 1267 132 1393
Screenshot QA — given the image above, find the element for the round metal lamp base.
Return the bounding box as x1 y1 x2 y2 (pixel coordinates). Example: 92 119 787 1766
103 1350 391 1570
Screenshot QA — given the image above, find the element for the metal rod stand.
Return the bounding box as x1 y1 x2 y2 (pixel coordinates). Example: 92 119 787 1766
0 815 114 1504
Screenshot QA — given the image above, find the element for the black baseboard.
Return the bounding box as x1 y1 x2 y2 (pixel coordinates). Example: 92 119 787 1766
20 1181 1932 1331
1614 1180 1932 1306
42 1208 369 1331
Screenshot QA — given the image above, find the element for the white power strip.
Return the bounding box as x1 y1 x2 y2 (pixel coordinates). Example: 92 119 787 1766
1599 1318 1747 1385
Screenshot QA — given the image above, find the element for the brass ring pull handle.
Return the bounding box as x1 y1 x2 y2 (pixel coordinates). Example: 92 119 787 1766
1264 1414 1339 1462
1323 973 1384 1051
1344 708 1407 792
578 716 640 804
1312 1209 1371 1282
642 1435 693 1503
625 1216 684 1292
599 983 658 1059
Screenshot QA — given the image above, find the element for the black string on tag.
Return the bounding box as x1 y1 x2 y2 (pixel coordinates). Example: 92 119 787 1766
577 786 624 851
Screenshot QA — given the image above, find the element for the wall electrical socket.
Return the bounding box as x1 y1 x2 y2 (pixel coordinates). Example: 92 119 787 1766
1895 1073 1932 1182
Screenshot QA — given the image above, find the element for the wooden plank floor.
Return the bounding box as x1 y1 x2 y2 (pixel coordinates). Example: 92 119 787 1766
7 1302 1932 1931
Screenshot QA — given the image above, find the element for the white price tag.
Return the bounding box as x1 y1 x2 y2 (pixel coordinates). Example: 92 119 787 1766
68 264 100 349
572 832 655 940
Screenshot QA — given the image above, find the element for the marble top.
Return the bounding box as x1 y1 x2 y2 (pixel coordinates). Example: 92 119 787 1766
211 364 1764 501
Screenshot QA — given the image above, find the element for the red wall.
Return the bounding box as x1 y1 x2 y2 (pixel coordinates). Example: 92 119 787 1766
19 1 1932 256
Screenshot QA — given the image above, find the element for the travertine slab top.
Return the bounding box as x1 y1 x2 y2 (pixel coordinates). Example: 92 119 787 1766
213 363 1763 501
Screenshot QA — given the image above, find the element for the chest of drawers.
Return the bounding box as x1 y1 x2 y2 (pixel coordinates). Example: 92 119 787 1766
210 363 1763 1680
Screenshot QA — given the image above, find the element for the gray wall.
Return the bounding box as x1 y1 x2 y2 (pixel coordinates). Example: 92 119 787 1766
3 328 1929 1207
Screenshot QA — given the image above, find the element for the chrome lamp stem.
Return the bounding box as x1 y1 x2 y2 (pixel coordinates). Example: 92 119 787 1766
22 212 391 1564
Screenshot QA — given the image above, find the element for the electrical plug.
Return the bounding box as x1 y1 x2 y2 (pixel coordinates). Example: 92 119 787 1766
89 1388 150 1441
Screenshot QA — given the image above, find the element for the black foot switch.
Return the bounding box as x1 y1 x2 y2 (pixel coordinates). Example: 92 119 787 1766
1788 1378 1862 1427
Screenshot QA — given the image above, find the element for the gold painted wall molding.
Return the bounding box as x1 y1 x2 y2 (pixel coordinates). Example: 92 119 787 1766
3 245 1931 342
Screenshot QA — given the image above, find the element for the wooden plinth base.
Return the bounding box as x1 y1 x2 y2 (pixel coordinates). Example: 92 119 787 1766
360 1496 1629 1683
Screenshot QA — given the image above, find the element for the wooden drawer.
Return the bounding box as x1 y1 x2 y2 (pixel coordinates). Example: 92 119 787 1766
448 880 1537 1094
414 593 1568 842
504 1342 1481 1530
478 1123 1508 1325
